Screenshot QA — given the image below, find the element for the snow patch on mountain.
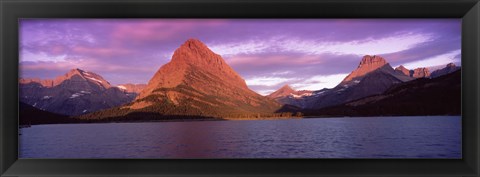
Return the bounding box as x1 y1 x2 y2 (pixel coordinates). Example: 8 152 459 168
69 91 91 99
70 93 82 99
85 76 103 83
289 92 313 98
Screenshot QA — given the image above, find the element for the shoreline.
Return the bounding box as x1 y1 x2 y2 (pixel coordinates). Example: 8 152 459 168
19 115 461 127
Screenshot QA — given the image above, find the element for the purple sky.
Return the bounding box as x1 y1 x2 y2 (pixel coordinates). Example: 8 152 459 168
20 19 461 95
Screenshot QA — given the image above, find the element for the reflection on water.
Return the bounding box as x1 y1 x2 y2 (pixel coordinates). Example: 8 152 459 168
19 116 461 158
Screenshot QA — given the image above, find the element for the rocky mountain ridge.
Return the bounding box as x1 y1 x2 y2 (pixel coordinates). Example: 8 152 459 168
430 63 460 78
271 55 415 109
308 69 461 116
394 65 431 78
20 69 135 116
270 55 459 110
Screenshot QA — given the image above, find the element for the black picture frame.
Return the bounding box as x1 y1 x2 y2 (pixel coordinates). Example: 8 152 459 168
1 0 479 176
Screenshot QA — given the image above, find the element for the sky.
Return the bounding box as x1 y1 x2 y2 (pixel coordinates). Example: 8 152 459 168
20 19 461 95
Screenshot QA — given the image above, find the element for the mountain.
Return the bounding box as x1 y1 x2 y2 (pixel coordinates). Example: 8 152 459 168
308 69 461 116
340 55 413 85
394 65 410 76
267 85 313 108
20 68 111 89
394 65 430 78
19 68 135 116
116 83 146 99
117 83 146 94
430 63 461 78
267 85 296 99
19 102 78 125
304 55 414 109
339 55 404 85
411 67 431 78
78 39 282 120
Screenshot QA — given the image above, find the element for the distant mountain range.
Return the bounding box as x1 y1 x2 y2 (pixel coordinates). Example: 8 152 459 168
270 55 414 109
19 38 461 123
305 69 461 116
19 69 141 116
430 63 460 78
270 56 460 110
267 85 313 108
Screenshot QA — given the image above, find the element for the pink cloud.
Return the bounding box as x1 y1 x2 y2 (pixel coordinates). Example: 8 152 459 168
21 61 84 71
50 45 66 55
227 54 325 67
72 46 133 57
22 60 155 73
22 42 69 56
110 20 225 45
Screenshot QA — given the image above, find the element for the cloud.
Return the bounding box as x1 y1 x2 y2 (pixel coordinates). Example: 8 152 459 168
72 46 134 57
271 71 293 76
400 50 461 69
109 20 226 47
208 40 271 56
110 21 194 45
381 37 461 67
226 52 359 81
22 60 156 73
206 32 432 58
245 76 295 87
20 50 68 62
291 73 349 91
277 33 433 56
227 54 324 68
247 73 349 95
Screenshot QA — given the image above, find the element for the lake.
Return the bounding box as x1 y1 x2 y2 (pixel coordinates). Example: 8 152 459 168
19 116 461 158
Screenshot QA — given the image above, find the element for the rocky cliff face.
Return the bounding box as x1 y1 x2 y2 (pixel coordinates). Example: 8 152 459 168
19 69 134 116
340 55 388 85
395 65 410 76
340 55 412 86
411 67 431 78
393 65 431 78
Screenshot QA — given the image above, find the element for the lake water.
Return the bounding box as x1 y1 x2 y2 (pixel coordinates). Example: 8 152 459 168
19 116 461 158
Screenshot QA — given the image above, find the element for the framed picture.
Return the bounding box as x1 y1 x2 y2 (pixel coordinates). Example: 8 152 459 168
1 0 479 176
